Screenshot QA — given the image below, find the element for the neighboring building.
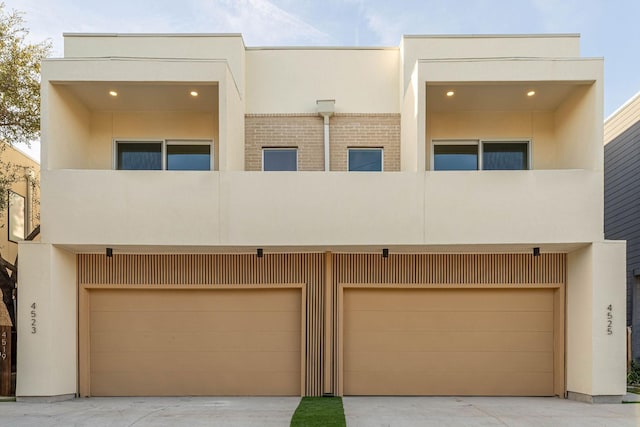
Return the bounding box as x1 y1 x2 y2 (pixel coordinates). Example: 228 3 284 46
605 91 640 361
0 143 38 390
17 33 625 403
0 144 39 263
0 144 39 321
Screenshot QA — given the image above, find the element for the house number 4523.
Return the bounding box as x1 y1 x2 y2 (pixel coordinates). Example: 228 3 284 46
30 302 37 334
607 304 613 335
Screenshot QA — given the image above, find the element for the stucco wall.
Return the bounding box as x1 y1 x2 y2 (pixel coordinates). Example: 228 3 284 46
16 243 76 398
63 34 246 96
401 35 581 92
44 85 91 170
40 169 601 247
555 84 603 171
427 110 556 170
219 68 245 171
86 112 217 170
245 48 400 114
567 242 626 398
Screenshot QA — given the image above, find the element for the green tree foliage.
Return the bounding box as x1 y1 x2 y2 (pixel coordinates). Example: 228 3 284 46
0 3 46 342
0 2 50 146
0 2 45 215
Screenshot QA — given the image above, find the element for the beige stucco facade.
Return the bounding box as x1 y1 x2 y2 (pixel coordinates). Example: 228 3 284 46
17 33 625 402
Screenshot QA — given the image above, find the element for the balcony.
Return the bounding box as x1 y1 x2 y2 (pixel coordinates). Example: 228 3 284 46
41 58 245 172
41 169 601 249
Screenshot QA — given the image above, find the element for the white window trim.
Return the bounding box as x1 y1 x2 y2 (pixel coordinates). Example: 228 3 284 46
431 139 531 171
262 147 298 172
113 139 214 171
347 147 384 172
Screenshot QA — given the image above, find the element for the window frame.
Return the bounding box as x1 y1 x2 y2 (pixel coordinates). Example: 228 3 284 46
113 139 214 171
347 147 384 172
165 139 214 171
262 147 298 172
432 140 479 171
7 190 25 243
114 139 164 170
480 139 532 171
431 139 531 171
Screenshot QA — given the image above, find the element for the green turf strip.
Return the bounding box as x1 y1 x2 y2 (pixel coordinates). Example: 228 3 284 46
290 396 346 427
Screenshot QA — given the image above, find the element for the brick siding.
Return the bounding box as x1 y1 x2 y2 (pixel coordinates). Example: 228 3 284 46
245 114 401 171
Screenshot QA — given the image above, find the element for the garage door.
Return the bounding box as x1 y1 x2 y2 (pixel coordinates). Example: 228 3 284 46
88 288 302 396
343 288 554 396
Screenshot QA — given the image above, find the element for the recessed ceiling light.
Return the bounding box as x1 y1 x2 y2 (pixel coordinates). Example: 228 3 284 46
190 91 199 97
109 90 118 97
527 90 536 97
446 90 455 97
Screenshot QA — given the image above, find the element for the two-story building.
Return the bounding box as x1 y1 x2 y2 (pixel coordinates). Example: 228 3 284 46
17 33 625 403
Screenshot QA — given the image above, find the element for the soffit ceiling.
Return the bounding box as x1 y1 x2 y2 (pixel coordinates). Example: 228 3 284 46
57 242 588 255
58 82 219 113
427 82 585 112
59 81 581 114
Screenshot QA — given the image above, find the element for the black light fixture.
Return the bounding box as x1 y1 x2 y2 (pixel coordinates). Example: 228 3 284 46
382 248 389 258
106 247 113 258
257 248 264 258
533 247 540 257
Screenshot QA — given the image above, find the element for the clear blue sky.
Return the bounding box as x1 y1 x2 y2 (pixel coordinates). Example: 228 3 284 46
5 0 640 157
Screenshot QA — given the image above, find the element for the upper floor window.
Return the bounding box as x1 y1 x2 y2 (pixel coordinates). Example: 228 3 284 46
482 142 529 170
433 143 477 171
116 140 213 171
432 140 529 171
348 148 383 172
166 142 211 171
8 191 25 243
263 148 297 171
117 141 162 170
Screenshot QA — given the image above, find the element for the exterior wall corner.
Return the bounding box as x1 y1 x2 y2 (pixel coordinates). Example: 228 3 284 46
16 243 77 398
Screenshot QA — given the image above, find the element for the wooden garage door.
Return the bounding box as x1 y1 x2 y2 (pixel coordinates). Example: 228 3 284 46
88 288 302 396
343 288 554 396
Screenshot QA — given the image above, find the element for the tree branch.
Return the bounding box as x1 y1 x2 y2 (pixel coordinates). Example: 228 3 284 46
25 225 40 241
0 257 16 274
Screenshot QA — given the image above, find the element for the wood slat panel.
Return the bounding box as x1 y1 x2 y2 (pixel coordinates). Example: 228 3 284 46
79 253 564 286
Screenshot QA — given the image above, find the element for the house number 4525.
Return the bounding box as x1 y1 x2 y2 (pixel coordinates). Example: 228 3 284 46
607 304 613 335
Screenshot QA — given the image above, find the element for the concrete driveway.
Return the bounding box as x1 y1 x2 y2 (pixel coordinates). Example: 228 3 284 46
344 396 640 426
0 397 300 427
2 395 640 426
